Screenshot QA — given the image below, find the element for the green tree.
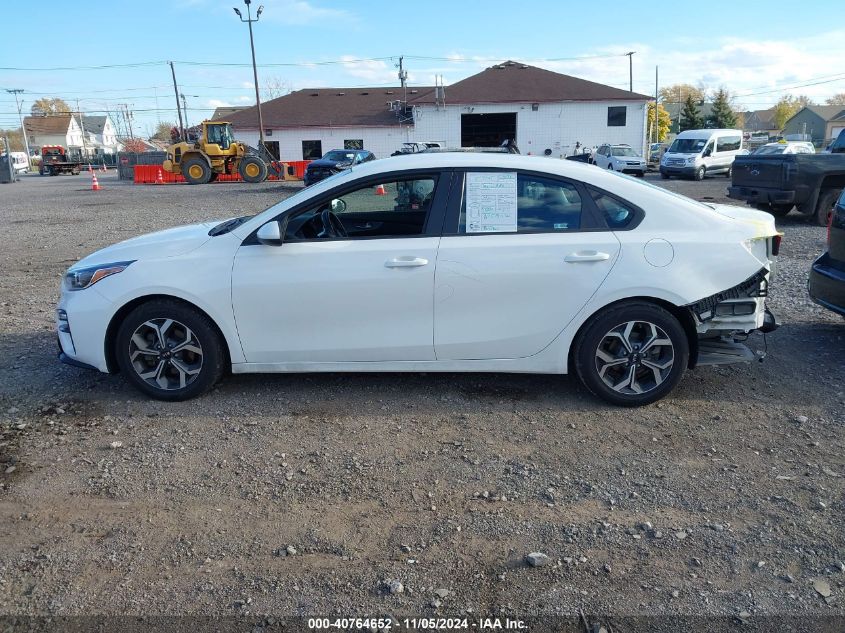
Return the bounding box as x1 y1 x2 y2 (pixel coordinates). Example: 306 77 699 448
30 97 71 116
151 121 176 141
0 127 24 152
647 102 672 141
659 83 706 105
825 93 845 106
679 94 703 131
710 88 737 128
772 95 804 130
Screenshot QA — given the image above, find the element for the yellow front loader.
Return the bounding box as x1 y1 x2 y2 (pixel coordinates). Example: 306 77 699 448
162 121 294 185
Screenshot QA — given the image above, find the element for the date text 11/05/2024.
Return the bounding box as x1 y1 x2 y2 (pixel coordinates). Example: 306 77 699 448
307 617 528 630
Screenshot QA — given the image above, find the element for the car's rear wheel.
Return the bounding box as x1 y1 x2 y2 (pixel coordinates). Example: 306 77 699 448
115 299 225 401
725 165 732 178
573 301 689 406
814 188 840 227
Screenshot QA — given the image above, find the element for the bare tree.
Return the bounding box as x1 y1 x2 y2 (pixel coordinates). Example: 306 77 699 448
826 93 845 106
262 76 292 101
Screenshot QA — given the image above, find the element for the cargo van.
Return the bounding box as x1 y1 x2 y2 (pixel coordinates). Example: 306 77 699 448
1 151 29 174
660 129 744 180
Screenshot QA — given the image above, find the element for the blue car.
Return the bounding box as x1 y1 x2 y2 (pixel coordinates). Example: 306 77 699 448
303 149 376 186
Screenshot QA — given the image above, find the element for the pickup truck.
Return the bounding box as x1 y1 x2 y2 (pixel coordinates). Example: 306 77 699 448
727 153 845 226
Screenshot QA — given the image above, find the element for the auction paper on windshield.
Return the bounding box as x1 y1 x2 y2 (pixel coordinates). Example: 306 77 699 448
465 172 518 233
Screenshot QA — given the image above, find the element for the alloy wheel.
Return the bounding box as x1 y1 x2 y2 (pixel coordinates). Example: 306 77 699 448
594 320 675 395
128 318 203 390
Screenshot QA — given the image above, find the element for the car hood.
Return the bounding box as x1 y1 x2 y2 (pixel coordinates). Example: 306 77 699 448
72 221 219 269
308 158 353 170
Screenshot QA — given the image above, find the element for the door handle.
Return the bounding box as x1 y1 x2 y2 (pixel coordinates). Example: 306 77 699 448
564 251 610 263
385 256 429 268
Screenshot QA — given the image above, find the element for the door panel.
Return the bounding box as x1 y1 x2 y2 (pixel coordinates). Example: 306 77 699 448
232 237 439 363
434 232 620 360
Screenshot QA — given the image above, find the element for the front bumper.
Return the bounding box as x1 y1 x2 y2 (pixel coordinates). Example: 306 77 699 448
660 165 696 177
727 185 796 207
809 253 845 316
55 286 114 373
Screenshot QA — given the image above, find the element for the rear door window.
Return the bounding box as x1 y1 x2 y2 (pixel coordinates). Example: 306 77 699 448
459 172 583 233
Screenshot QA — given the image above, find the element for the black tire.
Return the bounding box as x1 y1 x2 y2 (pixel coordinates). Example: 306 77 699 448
573 301 689 407
182 157 211 185
115 299 226 401
725 165 732 178
694 166 706 181
208 172 219 183
814 188 839 227
238 156 268 183
635 172 645 178
660 171 670 180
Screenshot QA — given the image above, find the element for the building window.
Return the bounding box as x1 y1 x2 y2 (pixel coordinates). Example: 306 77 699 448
302 140 322 160
607 106 627 127
344 139 363 150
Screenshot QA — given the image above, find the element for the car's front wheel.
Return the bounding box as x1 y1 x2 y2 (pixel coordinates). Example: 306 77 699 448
115 299 226 401
694 166 706 181
573 301 689 406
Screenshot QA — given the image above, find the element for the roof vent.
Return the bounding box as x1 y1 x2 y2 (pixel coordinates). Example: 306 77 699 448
336 92 345 96
360 91 369 95
310 92 319 96
386 90 394 95
410 89 418 94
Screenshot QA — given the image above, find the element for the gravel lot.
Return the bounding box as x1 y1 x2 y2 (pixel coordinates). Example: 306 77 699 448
0 170 842 626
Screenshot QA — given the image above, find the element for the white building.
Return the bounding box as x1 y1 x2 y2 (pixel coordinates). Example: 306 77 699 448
228 61 650 160
23 115 84 155
82 115 121 155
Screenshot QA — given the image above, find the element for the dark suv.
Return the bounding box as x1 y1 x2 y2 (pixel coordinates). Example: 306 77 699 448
303 149 376 186
809 190 845 317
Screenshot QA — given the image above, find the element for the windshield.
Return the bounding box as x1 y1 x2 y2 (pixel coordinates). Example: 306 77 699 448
753 145 786 155
323 150 357 162
668 138 707 153
611 147 637 157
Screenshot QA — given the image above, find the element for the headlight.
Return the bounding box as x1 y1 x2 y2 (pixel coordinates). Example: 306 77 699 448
64 261 134 291
686 157 696 164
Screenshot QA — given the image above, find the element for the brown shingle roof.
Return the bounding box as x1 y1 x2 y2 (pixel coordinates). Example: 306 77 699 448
228 87 433 129
210 106 248 121
23 115 75 135
410 61 651 105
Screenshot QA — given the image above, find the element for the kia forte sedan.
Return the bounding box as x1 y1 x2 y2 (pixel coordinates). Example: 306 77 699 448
57 153 780 406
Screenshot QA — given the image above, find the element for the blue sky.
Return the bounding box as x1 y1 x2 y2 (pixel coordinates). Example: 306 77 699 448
2 0 844 136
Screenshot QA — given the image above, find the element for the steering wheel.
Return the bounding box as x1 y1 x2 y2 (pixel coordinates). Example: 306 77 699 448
318 208 348 238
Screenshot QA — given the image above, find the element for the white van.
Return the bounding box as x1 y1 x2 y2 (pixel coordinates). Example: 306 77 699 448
660 129 744 181
8 151 29 174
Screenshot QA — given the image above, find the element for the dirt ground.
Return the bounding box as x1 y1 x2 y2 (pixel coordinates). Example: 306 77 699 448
0 170 842 629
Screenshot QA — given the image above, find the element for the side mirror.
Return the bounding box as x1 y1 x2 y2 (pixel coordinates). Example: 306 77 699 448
256 220 284 246
703 148 712 157
331 198 347 213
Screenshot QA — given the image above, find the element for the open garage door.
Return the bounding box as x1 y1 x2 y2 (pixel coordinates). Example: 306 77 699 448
461 113 516 147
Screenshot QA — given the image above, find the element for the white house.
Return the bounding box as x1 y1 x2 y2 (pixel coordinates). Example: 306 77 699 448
82 115 120 155
23 115 84 156
228 61 651 160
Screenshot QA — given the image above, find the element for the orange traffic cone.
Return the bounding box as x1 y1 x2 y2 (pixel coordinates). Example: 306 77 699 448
91 173 101 191
101 162 106 172
88 163 93 173
155 168 164 185
375 184 386 196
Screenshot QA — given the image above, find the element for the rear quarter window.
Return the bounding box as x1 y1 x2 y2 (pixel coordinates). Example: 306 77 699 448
588 187 637 229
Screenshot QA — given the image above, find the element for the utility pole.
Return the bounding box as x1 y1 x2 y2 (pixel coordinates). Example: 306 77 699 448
654 66 659 145
398 55 408 104
119 104 134 139
180 93 189 132
76 99 88 162
169 61 186 141
626 51 635 92
6 89 31 169
234 0 266 150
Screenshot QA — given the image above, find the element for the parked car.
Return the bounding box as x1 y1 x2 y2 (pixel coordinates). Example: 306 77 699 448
56 153 780 407
728 153 845 225
303 149 375 186
592 144 647 176
660 129 744 180
752 142 815 155
648 143 668 166
822 128 845 154
391 141 445 156
809 190 845 317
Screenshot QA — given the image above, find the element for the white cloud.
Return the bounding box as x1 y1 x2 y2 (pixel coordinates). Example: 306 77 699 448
339 56 398 85
206 98 251 108
259 0 354 26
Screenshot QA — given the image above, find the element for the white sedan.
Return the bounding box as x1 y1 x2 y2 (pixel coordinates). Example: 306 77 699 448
57 153 780 406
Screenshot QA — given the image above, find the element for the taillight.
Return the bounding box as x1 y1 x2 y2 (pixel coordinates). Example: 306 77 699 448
771 234 782 256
